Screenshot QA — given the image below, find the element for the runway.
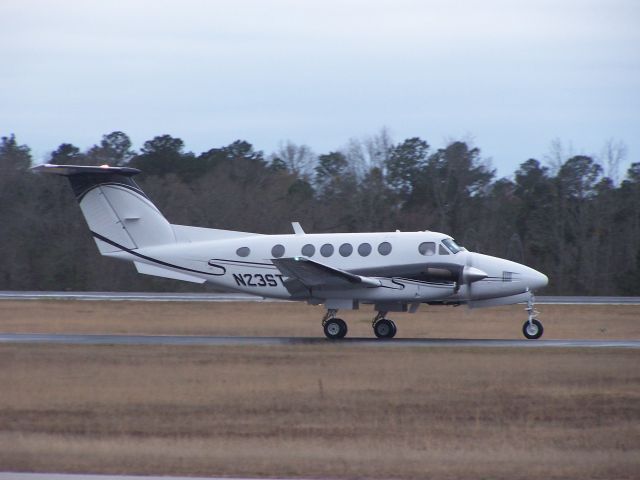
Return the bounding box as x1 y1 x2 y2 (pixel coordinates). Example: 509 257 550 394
1 291 640 304
0 333 638 348
0 474 281 480
0 291 270 302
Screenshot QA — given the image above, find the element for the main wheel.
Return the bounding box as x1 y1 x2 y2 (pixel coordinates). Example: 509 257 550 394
324 318 348 339
523 319 543 339
374 319 397 339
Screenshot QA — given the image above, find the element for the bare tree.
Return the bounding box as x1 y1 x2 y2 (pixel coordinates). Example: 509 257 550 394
599 138 627 186
364 127 394 171
271 141 316 179
341 128 395 180
544 138 574 175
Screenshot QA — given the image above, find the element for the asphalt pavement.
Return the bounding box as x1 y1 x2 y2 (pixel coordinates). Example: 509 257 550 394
1 291 639 304
0 333 637 349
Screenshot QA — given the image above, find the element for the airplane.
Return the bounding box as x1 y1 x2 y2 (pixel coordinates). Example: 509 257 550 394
33 163 549 340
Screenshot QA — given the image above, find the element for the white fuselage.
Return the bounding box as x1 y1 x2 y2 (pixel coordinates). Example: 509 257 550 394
107 230 548 308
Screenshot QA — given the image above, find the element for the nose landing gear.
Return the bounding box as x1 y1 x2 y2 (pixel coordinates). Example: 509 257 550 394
522 293 543 339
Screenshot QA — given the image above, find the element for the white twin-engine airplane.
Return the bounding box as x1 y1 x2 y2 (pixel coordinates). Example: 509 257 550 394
34 164 549 340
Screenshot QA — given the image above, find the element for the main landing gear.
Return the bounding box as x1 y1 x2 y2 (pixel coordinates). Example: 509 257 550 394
321 310 398 340
322 309 348 339
522 294 544 340
372 311 397 339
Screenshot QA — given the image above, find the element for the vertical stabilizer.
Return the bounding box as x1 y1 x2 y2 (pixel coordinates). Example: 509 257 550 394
32 164 175 253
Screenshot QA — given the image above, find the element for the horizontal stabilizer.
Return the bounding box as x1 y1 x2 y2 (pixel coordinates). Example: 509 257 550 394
32 164 141 176
134 262 206 284
272 257 381 289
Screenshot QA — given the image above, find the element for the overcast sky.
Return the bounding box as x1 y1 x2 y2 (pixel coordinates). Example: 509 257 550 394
1 0 638 177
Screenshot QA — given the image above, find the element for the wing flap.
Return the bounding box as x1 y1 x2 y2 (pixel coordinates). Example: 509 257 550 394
272 257 381 289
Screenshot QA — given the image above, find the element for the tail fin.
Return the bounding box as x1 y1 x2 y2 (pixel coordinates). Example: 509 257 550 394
33 164 175 253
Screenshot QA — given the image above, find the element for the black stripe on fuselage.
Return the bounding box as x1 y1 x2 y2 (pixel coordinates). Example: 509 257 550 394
209 258 275 267
395 277 455 287
68 171 149 201
76 182 148 202
91 231 226 276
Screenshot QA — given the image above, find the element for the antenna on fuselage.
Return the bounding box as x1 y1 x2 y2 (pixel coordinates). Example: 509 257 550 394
291 222 305 235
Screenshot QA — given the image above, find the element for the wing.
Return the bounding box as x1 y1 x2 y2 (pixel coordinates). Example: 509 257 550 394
272 257 381 292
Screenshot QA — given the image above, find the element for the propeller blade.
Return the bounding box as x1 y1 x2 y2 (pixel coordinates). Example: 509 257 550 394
461 253 487 308
466 252 473 307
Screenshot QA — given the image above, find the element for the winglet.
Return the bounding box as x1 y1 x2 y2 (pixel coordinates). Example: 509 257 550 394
291 222 305 235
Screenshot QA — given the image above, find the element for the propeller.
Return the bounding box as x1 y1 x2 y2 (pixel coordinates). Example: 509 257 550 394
459 252 488 307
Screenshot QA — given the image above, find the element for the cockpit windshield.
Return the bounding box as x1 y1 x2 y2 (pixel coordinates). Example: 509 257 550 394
442 238 463 254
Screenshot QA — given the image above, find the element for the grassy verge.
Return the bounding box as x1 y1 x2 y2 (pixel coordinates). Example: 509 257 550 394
1 300 639 339
1 301 639 478
1 343 639 479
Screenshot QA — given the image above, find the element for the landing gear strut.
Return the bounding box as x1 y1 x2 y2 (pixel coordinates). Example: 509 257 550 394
522 293 543 340
372 311 397 339
322 309 348 340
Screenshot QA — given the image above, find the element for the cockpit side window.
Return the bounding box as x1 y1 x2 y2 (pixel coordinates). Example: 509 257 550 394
442 238 462 254
438 244 450 255
419 242 436 256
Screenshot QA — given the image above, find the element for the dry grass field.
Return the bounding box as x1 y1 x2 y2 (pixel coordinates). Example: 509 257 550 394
1 300 639 339
0 300 639 479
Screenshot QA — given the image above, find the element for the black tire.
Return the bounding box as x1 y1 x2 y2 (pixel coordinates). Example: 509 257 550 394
374 319 396 339
523 319 543 340
324 318 348 339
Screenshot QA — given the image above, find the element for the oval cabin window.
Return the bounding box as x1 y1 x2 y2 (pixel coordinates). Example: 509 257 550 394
339 243 353 257
301 244 315 257
320 243 334 257
358 243 372 256
271 244 285 258
378 242 392 256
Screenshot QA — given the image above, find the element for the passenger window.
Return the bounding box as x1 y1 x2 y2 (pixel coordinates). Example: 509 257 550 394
320 243 334 257
236 247 250 257
378 242 392 256
438 244 450 255
301 244 315 257
418 242 436 256
339 243 353 257
271 244 285 258
358 243 372 256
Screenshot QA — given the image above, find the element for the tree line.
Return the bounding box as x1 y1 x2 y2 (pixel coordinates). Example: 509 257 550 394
1 131 638 295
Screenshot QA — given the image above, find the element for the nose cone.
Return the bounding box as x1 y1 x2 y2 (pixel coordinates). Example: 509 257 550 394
526 268 549 291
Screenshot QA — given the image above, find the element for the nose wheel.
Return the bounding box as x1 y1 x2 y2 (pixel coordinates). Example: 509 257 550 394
522 293 544 339
372 311 397 339
523 319 543 339
322 309 348 339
